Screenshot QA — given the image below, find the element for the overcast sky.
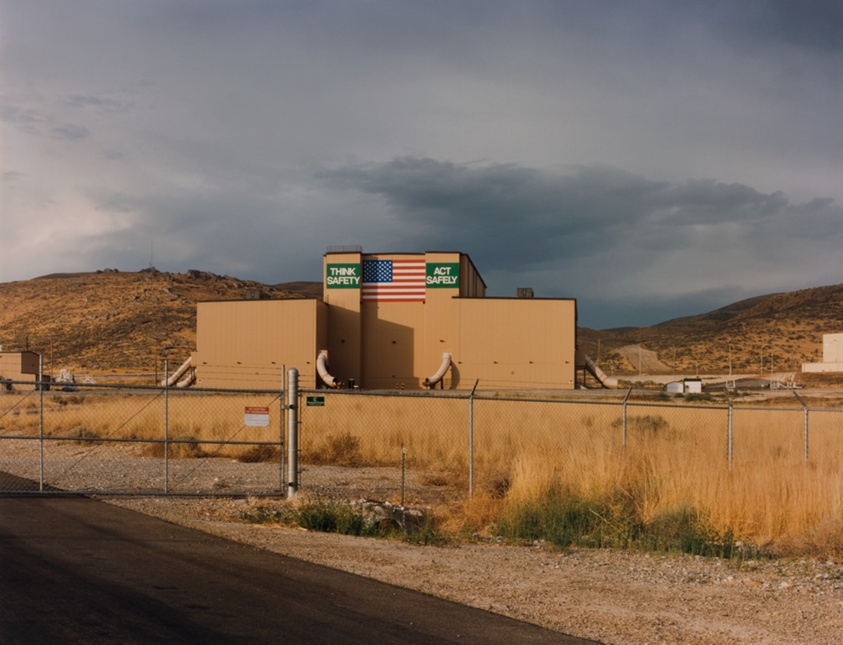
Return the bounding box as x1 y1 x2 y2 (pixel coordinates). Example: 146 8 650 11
1 1 840 328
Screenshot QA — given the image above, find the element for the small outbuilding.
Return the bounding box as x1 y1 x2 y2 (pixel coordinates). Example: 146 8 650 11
664 378 702 394
0 351 41 391
683 378 703 394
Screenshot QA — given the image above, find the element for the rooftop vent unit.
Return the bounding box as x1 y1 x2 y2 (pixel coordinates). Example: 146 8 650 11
516 287 534 299
326 245 363 253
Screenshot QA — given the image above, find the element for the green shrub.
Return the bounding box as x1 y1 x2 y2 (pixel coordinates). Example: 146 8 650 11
297 499 375 535
495 490 734 556
494 489 642 549
643 506 734 557
243 505 297 524
242 499 443 544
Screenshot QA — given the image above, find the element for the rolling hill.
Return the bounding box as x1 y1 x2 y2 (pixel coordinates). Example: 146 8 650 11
0 268 319 374
577 284 843 377
0 268 840 380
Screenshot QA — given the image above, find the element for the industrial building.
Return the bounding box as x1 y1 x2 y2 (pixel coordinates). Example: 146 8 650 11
191 248 584 391
0 351 40 391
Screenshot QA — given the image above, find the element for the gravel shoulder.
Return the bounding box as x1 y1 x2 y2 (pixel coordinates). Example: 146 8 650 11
106 495 843 645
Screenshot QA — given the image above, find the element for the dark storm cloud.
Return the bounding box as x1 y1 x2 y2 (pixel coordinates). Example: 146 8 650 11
62 94 134 114
0 103 48 138
716 0 843 56
319 156 842 326
1 0 840 328
49 123 90 140
320 156 833 266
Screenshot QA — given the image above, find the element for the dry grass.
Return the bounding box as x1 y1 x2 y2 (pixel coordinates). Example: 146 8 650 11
0 390 284 460
3 390 842 556
297 394 843 555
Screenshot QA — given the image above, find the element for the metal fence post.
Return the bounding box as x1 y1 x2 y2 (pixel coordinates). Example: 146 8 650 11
727 402 733 470
468 379 479 498
286 368 299 499
38 354 44 492
280 364 286 494
794 391 809 462
164 359 169 494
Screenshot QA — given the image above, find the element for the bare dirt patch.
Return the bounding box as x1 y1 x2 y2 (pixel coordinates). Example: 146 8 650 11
616 344 675 374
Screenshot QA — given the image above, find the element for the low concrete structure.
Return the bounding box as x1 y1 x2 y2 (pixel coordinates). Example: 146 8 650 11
802 333 843 373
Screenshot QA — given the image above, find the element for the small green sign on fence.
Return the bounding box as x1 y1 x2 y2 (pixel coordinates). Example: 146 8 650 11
306 396 325 407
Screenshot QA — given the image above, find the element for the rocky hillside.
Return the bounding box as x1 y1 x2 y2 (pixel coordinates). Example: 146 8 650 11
0 268 320 373
0 268 839 378
578 284 843 376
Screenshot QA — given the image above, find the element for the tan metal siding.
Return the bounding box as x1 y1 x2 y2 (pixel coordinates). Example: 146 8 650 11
452 299 576 389
360 301 425 389
193 300 323 389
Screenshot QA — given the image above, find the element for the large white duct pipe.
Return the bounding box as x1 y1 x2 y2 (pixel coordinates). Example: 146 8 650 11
317 351 339 388
424 352 452 388
576 350 619 389
176 369 196 388
161 356 192 387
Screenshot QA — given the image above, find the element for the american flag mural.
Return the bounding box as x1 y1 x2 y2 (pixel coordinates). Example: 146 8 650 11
361 259 426 302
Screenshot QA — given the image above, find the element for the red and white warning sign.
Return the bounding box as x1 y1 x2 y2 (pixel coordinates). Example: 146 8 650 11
245 406 270 427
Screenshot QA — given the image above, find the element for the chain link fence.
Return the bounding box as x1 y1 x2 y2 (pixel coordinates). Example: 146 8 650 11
0 380 286 495
2 377 841 507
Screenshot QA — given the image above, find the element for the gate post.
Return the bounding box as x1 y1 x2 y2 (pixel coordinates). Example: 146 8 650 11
468 379 479 498
39 354 44 492
727 402 733 470
279 364 286 494
164 360 169 494
794 391 808 462
286 368 299 499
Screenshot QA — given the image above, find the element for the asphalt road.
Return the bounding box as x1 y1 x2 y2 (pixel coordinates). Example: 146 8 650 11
0 476 593 644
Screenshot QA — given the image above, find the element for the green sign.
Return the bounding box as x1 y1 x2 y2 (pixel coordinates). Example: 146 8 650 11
325 263 361 288
306 396 325 407
426 263 460 288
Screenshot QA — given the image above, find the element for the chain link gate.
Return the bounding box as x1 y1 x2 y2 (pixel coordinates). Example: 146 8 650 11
0 379 287 496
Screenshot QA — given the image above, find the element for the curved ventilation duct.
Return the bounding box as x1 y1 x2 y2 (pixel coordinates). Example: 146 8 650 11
161 356 192 387
576 351 619 389
424 352 452 388
317 351 339 388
